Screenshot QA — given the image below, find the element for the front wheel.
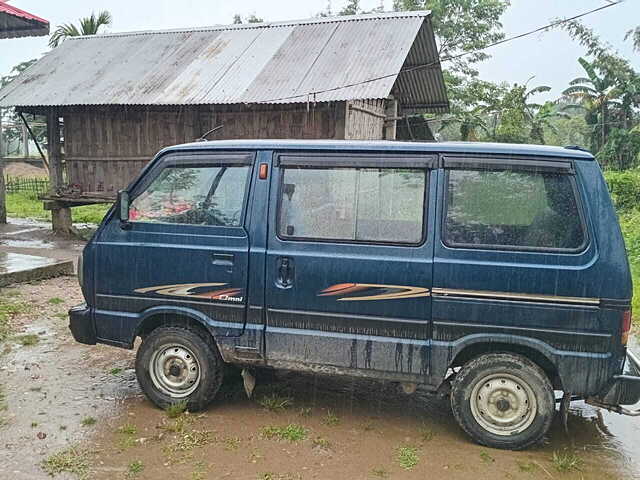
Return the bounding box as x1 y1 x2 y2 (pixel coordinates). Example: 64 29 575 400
135 325 224 411
450 353 555 450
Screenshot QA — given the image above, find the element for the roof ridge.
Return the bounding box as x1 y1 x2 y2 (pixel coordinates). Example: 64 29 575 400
67 10 430 41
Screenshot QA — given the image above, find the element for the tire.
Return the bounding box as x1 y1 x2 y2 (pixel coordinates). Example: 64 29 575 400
135 325 224 411
450 353 555 450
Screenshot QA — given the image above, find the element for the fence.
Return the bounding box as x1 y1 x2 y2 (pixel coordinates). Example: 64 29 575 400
5 176 49 195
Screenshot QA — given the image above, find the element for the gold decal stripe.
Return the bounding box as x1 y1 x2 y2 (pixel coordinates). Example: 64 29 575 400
431 288 600 305
320 283 431 301
135 283 228 298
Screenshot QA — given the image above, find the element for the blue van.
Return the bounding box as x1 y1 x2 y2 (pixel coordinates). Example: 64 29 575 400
69 140 640 449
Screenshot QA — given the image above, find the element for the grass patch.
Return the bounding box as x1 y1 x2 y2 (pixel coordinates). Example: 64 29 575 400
370 467 389 478
261 424 307 442
321 410 340 426
396 445 419 470
517 460 537 472
311 436 331 449
480 451 495 463
117 423 137 435
552 450 583 473
0 298 30 343
173 430 214 451
165 400 188 419
126 460 144 477
81 416 96 426
7 191 110 224
258 392 293 412
42 447 89 479
109 367 123 375
47 297 64 305
15 334 39 346
223 436 241 450
418 423 434 442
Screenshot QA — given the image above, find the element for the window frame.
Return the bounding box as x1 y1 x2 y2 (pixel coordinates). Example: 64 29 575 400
441 159 590 254
275 153 433 247
127 152 254 229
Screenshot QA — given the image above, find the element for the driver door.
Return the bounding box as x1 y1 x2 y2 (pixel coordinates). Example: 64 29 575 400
93 152 254 341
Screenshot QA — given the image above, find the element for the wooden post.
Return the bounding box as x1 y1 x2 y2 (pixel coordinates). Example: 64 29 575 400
47 109 72 235
384 97 398 140
22 121 29 158
0 111 6 224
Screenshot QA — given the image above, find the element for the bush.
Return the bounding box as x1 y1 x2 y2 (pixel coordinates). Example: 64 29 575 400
604 169 640 211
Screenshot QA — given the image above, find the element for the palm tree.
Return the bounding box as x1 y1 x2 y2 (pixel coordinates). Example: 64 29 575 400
563 57 621 152
49 11 112 48
528 102 569 145
438 107 489 141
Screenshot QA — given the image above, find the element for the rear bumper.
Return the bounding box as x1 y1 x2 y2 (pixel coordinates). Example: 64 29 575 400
589 350 640 412
68 303 97 345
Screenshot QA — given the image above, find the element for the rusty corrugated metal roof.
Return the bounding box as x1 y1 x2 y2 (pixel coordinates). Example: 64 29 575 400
0 11 448 112
0 0 49 39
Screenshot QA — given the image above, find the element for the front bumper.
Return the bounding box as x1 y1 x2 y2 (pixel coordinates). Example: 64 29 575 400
68 303 96 345
587 350 640 415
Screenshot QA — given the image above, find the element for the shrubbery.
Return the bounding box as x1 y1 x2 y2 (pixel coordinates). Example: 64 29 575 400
604 169 640 211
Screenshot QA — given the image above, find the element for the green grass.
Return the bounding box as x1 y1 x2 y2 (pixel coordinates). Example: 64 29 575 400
261 424 307 442
165 400 188 419
117 423 137 435
81 416 96 426
109 367 123 375
127 460 144 477
257 392 293 412
42 447 90 479
321 410 340 426
47 297 64 305
7 191 110 224
0 299 29 344
14 333 39 346
552 450 583 473
396 445 419 470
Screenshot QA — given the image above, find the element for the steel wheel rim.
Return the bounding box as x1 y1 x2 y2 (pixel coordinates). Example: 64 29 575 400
469 372 537 436
149 343 201 398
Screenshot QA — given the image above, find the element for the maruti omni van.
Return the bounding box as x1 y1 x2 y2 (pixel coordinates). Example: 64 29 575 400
69 140 640 449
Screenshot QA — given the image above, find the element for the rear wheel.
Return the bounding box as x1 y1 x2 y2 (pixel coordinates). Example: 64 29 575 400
450 353 555 450
135 325 224 411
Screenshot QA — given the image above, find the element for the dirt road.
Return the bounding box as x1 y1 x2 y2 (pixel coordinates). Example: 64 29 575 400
1 277 639 480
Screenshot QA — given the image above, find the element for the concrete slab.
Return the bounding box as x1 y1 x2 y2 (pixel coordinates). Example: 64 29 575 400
0 252 74 286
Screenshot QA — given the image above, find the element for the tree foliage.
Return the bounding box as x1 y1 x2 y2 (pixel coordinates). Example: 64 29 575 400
49 10 112 48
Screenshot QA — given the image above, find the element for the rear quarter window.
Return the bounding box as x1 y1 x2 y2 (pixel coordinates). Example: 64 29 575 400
444 168 586 251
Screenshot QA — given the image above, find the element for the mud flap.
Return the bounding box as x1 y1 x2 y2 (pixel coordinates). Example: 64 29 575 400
241 368 256 398
560 391 571 434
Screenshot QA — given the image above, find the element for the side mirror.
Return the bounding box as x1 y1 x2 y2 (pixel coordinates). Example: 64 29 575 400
118 190 130 224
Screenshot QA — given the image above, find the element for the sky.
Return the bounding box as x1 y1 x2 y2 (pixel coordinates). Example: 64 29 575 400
1 0 639 102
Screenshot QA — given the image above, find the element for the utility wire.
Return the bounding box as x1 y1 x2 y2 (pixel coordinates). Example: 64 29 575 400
258 1 622 104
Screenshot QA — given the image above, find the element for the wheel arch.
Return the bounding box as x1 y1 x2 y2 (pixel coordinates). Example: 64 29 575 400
133 306 243 357
448 335 562 389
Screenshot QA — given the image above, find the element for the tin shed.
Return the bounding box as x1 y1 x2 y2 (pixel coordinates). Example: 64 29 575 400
0 11 448 233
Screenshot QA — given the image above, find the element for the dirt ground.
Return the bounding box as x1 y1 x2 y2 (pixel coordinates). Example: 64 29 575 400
0 276 639 480
4 162 47 179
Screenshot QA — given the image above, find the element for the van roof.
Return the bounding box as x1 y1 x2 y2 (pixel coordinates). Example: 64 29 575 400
166 140 595 161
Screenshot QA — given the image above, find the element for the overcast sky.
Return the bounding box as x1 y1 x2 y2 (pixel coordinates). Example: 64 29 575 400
1 0 638 102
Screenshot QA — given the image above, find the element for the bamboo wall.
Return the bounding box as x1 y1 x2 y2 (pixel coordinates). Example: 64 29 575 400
61 100 389 197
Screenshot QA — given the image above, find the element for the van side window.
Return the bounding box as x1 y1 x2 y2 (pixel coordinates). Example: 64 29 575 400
129 165 250 226
444 169 585 251
278 167 426 244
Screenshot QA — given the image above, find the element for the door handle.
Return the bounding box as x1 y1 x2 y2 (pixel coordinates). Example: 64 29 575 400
277 256 294 288
212 253 234 268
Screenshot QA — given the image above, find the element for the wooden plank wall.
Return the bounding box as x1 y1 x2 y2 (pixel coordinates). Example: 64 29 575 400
344 99 386 140
63 102 347 195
